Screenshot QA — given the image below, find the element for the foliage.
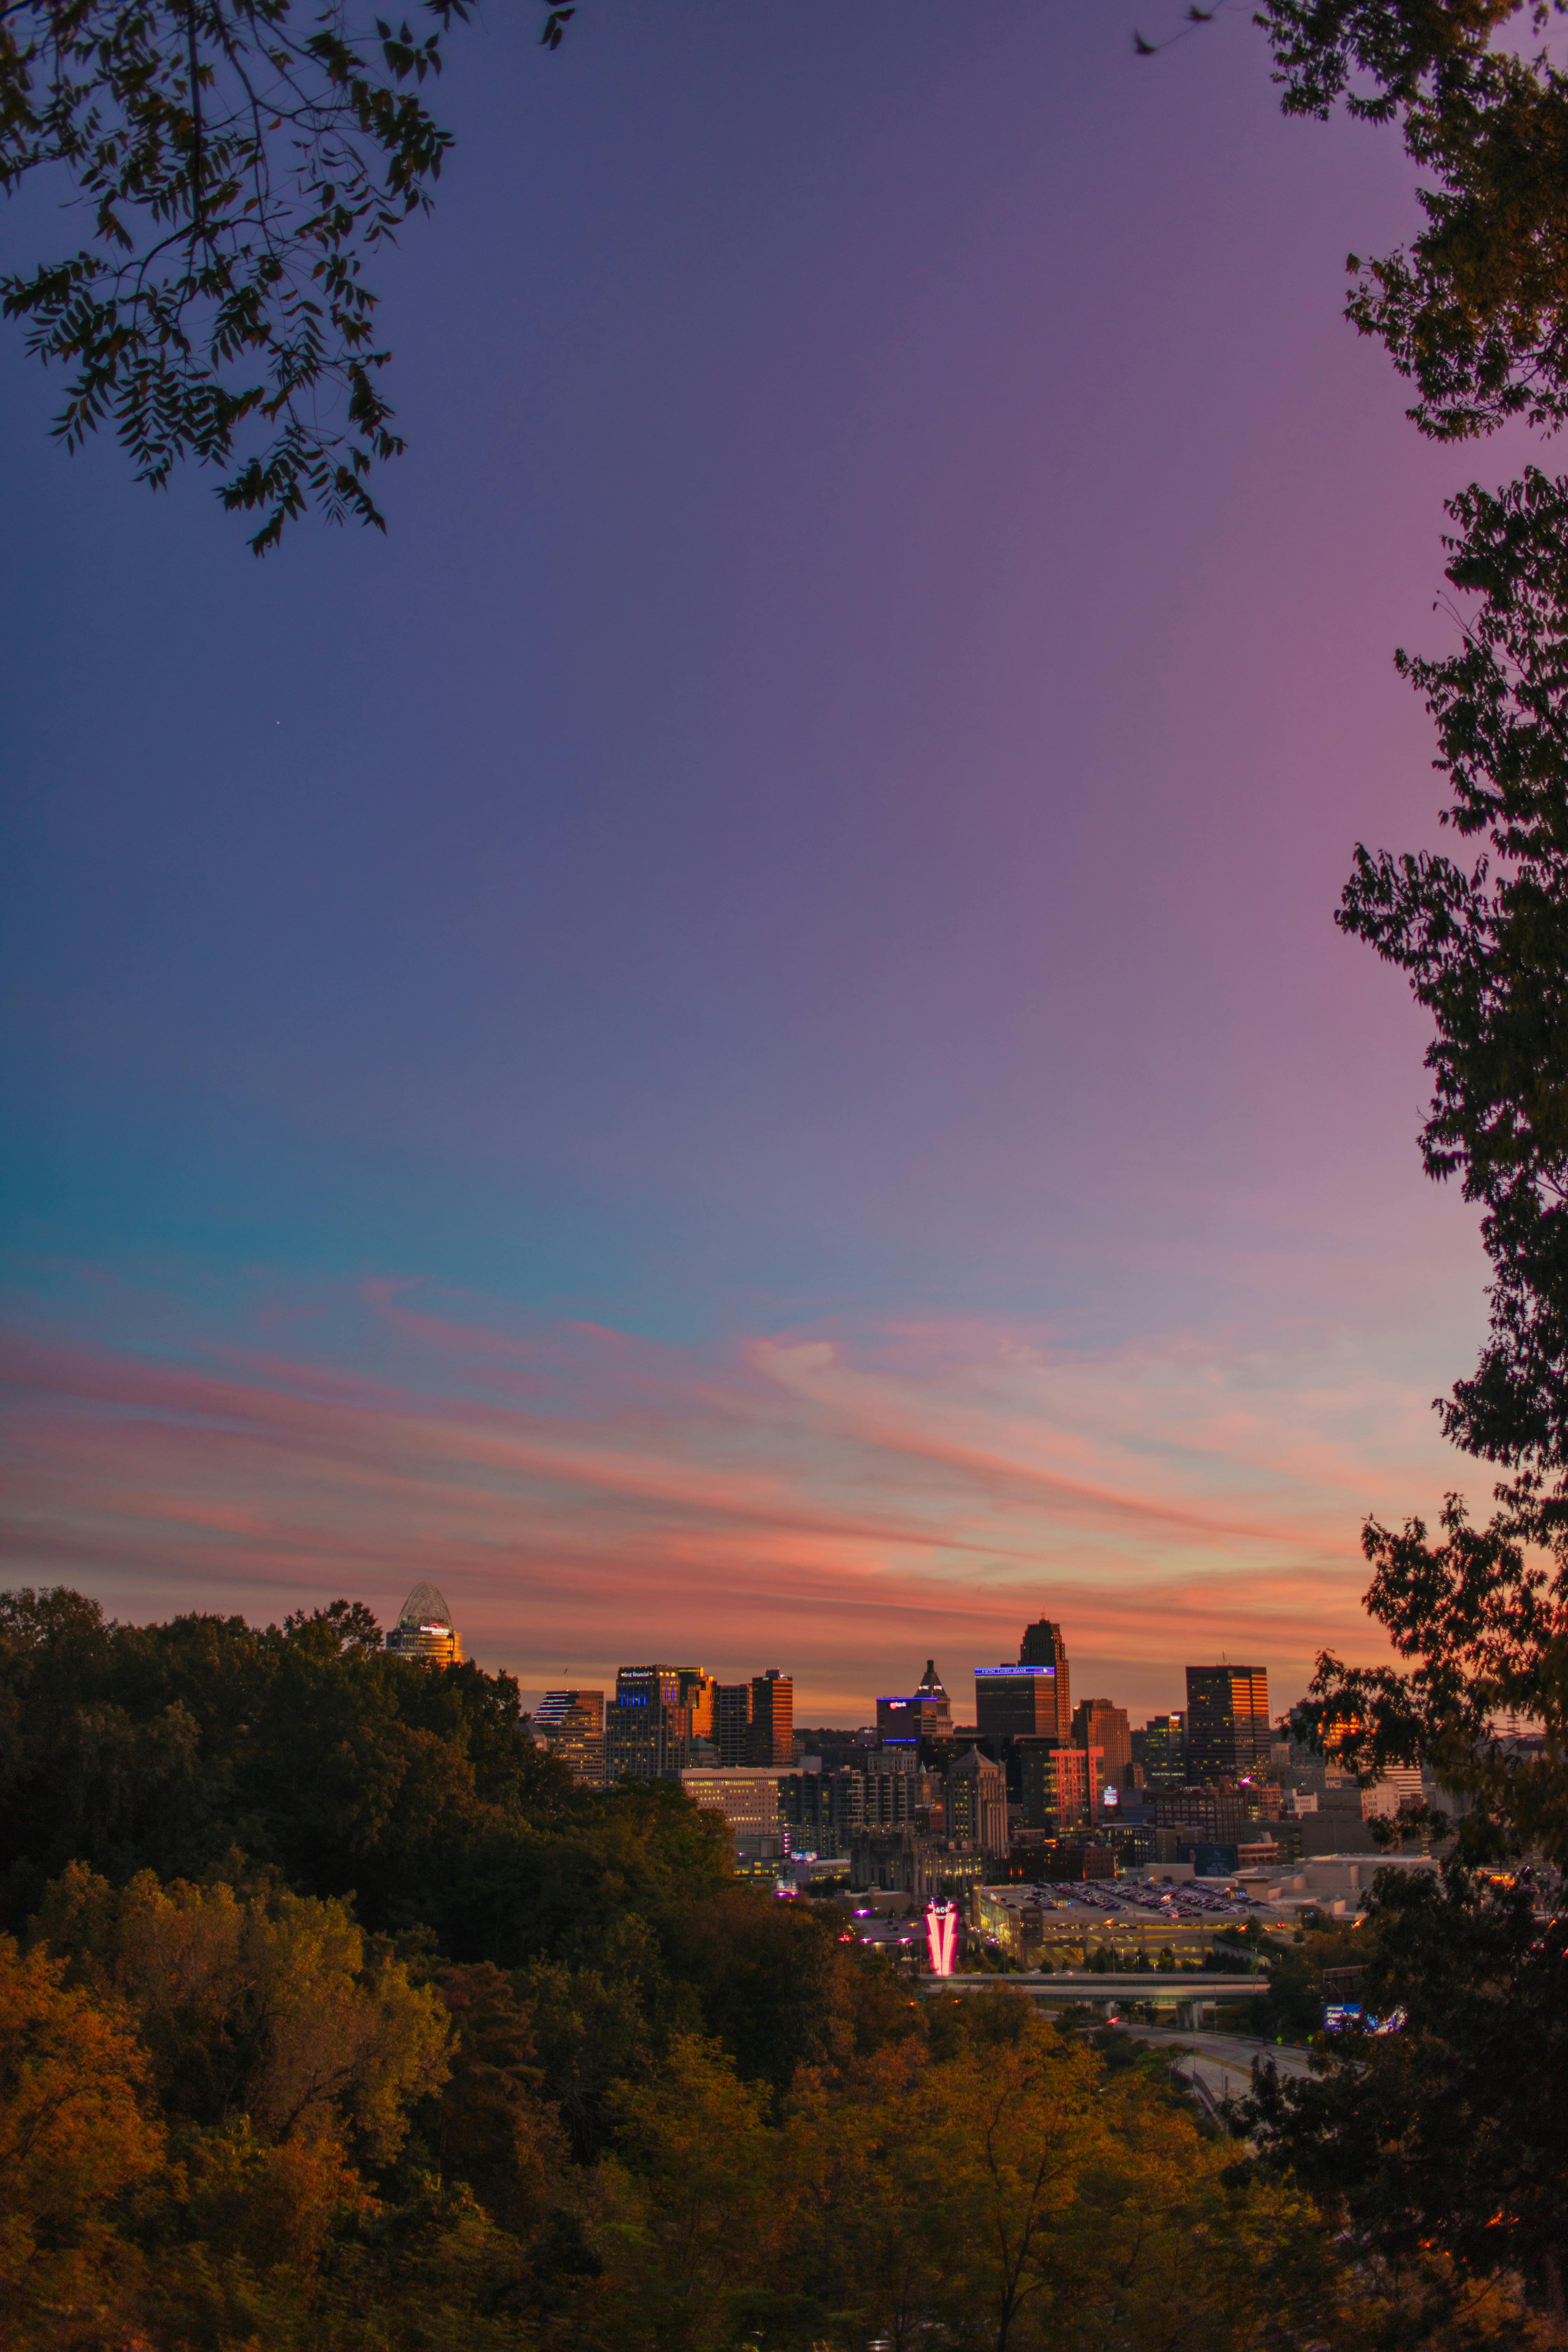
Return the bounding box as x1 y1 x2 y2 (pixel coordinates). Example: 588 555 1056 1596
0 1584 730 1962
1248 1916 1372 2040
1182 15 1568 2322
0 0 572 548
30 1861 452 2154
1276 470 1568 1862
1245 1864 1568 2322
0 1931 164 2339
1257 2 1568 439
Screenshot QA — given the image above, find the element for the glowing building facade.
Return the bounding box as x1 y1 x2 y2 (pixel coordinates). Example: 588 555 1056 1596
536 1689 606 1787
1185 1666 1270 1784
385 1582 463 1667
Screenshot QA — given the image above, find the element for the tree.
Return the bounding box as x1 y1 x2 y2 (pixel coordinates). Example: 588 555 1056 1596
31 1861 452 2156
1166 9 1568 2325
1248 1866 1568 2324
596 2033 784 2352
419 1962 574 2238
1286 470 1568 1864
1255 1 1568 439
0 1588 595 1939
0 0 573 550
0 1933 164 2344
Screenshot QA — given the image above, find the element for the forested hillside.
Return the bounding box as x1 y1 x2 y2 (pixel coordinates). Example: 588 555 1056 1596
0 1592 1534 2350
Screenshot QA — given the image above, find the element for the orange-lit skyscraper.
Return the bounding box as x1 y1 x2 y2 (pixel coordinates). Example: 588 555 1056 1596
385 1582 463 1667
1185 1666 1270 1783
748 1668 794 1766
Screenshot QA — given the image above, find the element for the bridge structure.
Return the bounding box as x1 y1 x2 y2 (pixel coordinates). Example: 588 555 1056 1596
922 1970 1264 2027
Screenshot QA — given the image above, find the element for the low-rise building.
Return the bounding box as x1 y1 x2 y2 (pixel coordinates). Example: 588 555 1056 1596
680 1765 782 1842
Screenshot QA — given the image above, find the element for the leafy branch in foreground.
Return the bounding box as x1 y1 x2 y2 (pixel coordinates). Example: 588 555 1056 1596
1255 2 1568 440
1288 470 1568 1858
0 0 573 550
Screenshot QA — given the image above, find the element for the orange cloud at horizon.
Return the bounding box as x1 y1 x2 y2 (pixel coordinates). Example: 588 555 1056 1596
0 1292 1482 1722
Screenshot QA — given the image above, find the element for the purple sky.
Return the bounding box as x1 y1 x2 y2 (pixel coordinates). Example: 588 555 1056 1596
0 0 1513 1720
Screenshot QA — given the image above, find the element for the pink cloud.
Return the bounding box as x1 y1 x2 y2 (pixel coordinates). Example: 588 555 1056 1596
0 1293 1482 1720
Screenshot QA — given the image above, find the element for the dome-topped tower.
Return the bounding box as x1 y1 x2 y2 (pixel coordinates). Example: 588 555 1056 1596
912 1656 950 1712
385 1581 463 1667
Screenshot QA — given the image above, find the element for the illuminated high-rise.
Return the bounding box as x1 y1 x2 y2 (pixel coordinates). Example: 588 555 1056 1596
1072 1699 1131 1785
748 1669 794 1766
1018 1618 1071 1733
535 1689 605 1787
385 1582 463 1667
1020 1743 1090 1830
1184 1666 1270 1783
1132 1712 1186 1790
677 1667 718 1740
604 1664 693 1781
945 1746 1008 1855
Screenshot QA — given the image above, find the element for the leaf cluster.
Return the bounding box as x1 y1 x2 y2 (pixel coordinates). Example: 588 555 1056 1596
1286 471 1568 1861
0 0 567 547
1258 2 1568 437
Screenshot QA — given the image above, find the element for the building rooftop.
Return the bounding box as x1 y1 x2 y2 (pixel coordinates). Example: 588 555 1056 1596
396 1580 455 1629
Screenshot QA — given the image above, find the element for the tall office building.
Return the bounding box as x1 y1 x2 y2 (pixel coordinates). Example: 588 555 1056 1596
975 1665 1069 1741
1018 1618 1071 1731
604 1664 693 1782
535 1688 605 1787
1184 1667 1270 1783
748 1669 794 1766
1131 1712 1186 1790
616 1664 681 1711
1072 1699 1132 1785
915 1659 950 1716
714 1683 753 1765
861 1769 918 1830
385 1581 463 1667
677 1667 718 1741
945 1747 1009 1856
1151 1786 1248 1843
876 1661 952 1748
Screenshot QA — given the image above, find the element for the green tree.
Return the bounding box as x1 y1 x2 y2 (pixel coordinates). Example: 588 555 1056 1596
594 2033 783 2352
1290 471 1568 1867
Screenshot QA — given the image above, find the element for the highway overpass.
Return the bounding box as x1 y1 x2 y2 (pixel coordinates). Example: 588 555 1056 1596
923 1970 1265 2023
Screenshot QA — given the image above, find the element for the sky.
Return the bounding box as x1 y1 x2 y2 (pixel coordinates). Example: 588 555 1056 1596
0 0 1518 1722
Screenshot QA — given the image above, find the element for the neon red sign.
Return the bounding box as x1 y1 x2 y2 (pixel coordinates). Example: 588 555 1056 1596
925 1901 958 1976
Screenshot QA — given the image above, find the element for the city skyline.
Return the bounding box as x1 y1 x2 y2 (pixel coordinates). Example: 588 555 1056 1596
329 1578 1265 1735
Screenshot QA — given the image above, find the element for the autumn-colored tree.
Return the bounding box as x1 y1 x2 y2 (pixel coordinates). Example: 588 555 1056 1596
0 1933 164 2345
31 1860 451 2157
